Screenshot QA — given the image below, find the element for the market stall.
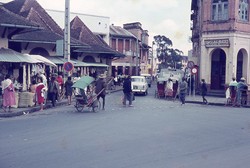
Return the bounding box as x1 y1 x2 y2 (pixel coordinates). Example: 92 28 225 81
0 48 57 108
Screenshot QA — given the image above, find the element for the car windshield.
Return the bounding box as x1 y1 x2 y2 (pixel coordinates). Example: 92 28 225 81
132 78 143 82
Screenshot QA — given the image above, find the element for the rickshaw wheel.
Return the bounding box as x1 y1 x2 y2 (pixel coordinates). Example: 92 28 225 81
75 100 84 112
92 99 101 112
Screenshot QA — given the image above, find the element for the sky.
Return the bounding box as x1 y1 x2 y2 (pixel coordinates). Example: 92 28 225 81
1 0 192 55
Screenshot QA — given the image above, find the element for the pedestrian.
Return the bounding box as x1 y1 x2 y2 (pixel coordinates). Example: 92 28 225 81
234 77 248 107
122 75 133 107
39 70 48 103
35 77 45 111
165 78 173 98
95 74 107 110
179 77 187 105
56 72 63 94
48 76 59 107
65 76 73 105
1 74 16 112
228 77 238 105
200 79 208 104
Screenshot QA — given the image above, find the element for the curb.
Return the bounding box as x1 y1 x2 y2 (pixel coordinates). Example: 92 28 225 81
186 100 250 108
0 100 69 118
0 89 123 118
1 89 249 118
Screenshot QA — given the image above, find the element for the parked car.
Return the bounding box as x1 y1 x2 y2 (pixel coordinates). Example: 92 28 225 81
131 76 148 95
140 74 152 87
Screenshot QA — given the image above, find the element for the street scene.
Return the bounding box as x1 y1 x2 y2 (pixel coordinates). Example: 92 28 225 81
1 86 250 168
1 0 250 167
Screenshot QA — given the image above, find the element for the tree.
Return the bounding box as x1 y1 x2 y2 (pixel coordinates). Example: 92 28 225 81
154 35 183 70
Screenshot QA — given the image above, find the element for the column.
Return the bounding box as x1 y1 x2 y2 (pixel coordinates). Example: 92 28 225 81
27 64 31 90
22 64 27 91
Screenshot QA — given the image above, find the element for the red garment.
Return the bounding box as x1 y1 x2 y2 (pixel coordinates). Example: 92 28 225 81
2 83 16 107
56 76 63 86
36 83 45 104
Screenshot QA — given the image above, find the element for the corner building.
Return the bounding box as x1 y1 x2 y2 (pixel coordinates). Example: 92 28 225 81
191 0 250 90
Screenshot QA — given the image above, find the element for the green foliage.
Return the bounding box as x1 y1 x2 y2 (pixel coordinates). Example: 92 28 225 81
153 35 183 70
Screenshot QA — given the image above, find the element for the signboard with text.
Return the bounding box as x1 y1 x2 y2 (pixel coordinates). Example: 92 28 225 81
204 39 230 48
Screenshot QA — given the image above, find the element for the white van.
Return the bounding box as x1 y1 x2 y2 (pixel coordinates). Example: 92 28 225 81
131 76 148 95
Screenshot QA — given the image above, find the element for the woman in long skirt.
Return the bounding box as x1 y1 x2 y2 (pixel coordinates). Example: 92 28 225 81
36 77 45 111
1 74 16 112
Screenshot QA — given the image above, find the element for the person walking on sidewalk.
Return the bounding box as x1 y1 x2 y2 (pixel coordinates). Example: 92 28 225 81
65 76 73 105
179 77 187 105
122 75 133 107
1 74 16 112
48 76 59 107
200 79 208 104
95 74 107 110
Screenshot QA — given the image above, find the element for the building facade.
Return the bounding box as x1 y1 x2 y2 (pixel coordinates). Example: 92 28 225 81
47 9 110 44
110 22 150 77
191 0 250 90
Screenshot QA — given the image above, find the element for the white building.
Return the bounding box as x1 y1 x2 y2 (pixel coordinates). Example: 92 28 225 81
46 9 110 44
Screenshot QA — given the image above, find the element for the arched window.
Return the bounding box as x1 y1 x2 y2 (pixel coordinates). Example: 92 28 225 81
83 55 96 63
239 0 249 21
212 0 229 21
30 47 50 57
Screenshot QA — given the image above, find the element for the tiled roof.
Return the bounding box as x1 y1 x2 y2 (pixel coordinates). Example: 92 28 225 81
71 16 108 46
0 6 39 28
71 16 124 57
3 0 63 35
10 29 63 43
110 25 136 38
10 29 86 46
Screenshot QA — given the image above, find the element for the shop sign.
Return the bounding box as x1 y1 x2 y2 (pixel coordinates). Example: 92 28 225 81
204 39 230 48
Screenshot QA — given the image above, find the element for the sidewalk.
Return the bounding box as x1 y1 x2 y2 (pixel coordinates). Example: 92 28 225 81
186 95 227 106
0 87 123 118
1 87 249 118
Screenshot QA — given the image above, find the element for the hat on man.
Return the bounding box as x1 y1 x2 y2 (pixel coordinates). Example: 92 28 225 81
240 77 246 81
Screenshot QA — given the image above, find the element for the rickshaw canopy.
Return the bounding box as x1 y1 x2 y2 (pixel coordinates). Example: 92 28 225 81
72 75 95 89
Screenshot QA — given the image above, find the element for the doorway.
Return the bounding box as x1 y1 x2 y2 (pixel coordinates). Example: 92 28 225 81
210 49 226 90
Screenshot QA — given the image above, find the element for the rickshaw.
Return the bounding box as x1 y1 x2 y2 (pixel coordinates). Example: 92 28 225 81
155 76 179 100
155 78 166 98
72 76 101 112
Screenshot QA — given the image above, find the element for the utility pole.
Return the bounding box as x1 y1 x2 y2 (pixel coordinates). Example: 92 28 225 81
64 0 70 62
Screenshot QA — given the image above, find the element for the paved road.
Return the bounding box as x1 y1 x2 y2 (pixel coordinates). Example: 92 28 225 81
1 88 250 168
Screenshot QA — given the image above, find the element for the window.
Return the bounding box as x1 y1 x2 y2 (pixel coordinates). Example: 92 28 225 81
212 0 229 21
239 0 249 21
